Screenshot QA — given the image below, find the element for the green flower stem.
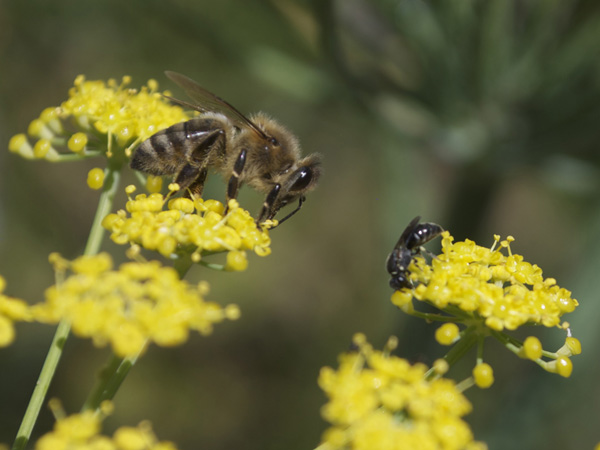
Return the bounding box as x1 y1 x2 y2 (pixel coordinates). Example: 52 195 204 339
11 319 71 450
444 325 479 368
12 166 121 450
406 309 462 322
490 329 525 357
48 152 103 162
198 260 227 271
174 252 194 279
476 336 485 365
81 347 144 412
424 325 480 381
455 376 476 392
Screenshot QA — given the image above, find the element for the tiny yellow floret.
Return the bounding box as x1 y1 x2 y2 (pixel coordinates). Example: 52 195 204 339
557 336 582 357
9 134 28 153
33 139 52 159
147 79 159 91
548 356 573 378
0 276 32 347
435 323 460 346
390 290 412 309
87 168 105 190
0 316 16 346
226 251 249 272
521 336 543 360
473 363 494 389
28 119 47 138
433 358 449 375
67 132 88 153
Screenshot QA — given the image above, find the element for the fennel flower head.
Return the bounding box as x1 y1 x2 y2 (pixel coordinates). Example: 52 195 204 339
102 185 273 271
391 231 581 378
32 253 239 358
317 334 486 450
392 232 579 331
34 402 179 450
9 75 190 161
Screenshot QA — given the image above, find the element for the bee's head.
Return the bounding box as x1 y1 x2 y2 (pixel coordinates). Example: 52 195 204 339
249 113 301 157
265 153 322 220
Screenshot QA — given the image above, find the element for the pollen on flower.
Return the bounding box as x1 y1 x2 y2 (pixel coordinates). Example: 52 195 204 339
317 336 485 450
103 189 272 267
9 74 191 162
31 253 238 357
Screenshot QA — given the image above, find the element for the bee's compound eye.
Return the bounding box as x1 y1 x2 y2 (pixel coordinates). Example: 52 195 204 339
290 167 313 192
269 137 280 147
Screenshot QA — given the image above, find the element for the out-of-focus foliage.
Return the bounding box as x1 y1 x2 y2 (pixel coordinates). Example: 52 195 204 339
315 0 600 236
1 1 599 449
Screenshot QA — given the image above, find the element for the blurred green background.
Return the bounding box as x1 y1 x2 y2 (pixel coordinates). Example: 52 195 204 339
1 0 600 449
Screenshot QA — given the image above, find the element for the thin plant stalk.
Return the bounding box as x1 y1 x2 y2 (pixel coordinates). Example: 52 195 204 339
11 168 121 450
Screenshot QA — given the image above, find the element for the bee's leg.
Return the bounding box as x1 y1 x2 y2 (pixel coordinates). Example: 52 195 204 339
175 164 202 193
270 196 305 227
186 166 208 198
225 149 247 213
257 184 281 225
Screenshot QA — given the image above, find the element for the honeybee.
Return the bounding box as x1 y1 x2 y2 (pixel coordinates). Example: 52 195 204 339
130 71 321 224
386 216 443 290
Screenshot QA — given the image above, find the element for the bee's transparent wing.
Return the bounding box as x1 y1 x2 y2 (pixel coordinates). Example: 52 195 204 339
164 71 268 139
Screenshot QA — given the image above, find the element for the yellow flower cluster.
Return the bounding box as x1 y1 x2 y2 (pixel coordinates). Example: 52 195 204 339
317 334 486 450
35 404 178 450
8 75 190 160
32 253 239 357
102 188 272 270
0 276 32 347
392 233 579 332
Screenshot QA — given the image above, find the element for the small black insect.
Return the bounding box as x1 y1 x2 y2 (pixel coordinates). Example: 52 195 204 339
386 216 444 290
